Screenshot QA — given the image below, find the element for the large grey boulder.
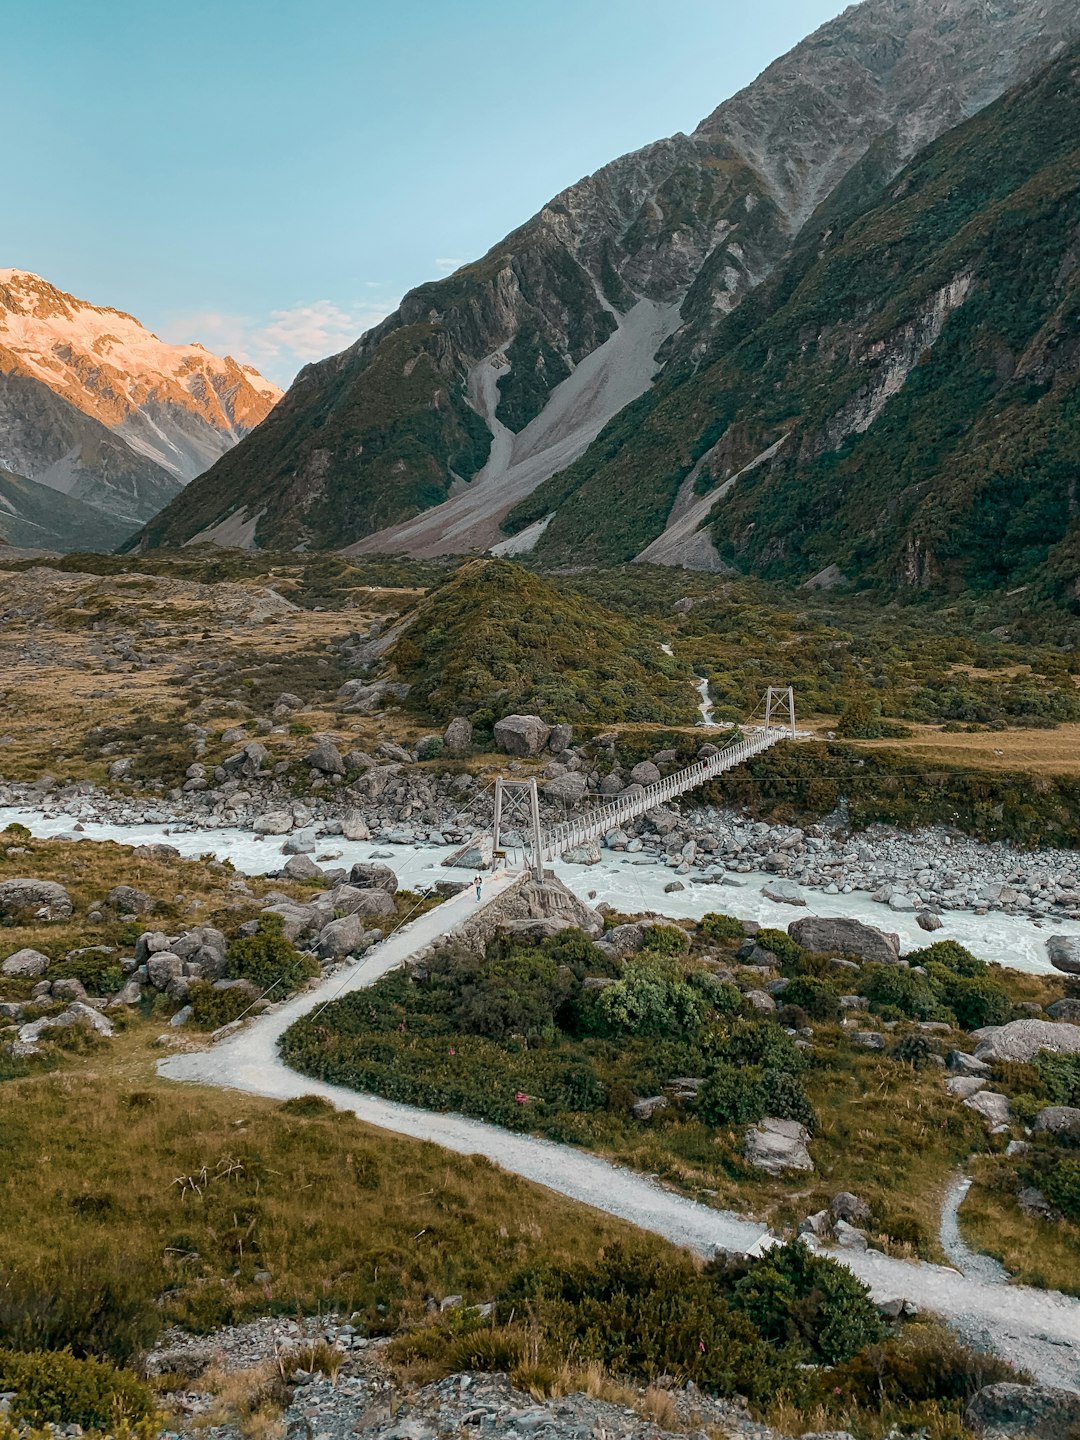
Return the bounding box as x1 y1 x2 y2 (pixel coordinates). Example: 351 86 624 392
2 947 50 978
172 927 227 976
443 717 473 758
260 902 321 943
544 772 587 805
253 811 293 835
1047 997 1080 1022
340 809 371 842
135 930 172 964
966 1383 1080 1439
964 1091 1011 1127
788 917 900 964
0 878 73 922
948 1049 991 1077
329 884 396 921
1047 935 1080 975
974 1019 1080 1063
282 854 324 882
318 914 366 959
629 761 662 787
348 862 399 894
18 1000 114 1051
547 723 573 754
106 885 153 914
147 952 185 990
744 1117 813 1174
494 714 550 757
1034 1105 1080 1138
762 879 806 906
306 734 345 775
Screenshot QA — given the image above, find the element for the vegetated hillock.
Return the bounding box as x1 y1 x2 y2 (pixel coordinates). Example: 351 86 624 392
387 559 698 731
515 43 1080 603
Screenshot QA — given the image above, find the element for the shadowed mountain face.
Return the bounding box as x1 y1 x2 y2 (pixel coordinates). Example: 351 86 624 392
0 269 281 547
132 0 1080 559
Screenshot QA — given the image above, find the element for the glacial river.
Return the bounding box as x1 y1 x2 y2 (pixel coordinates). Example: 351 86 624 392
2 804 1074 977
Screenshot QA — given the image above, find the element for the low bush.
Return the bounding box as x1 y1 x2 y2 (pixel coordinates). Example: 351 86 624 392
830 1322 1021 1405
696 1064 815 1130
754 928 803 967
187 981 253 1030
905 941 985 977
780 976 841 1022
863 965 941 1022
226 916 319 997
0 1348 154 1431
592 959 706 1038
48 951 125 995
1044 1157 1080 1222
700 912 745 942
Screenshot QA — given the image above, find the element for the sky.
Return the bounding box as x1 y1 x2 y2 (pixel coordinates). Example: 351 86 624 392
5 0 849 387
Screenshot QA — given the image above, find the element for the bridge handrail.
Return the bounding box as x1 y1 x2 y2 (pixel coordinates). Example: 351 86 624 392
540 724 787 860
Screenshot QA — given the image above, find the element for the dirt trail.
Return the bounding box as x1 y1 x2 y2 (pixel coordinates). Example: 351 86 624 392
159 872 1080 1389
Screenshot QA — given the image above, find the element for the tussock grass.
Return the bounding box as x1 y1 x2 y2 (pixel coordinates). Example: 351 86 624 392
0 1028 674 1363
961 1155 1080 1294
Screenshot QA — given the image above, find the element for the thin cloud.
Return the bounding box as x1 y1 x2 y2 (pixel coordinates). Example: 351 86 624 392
164 297 397 387
434 257 466 273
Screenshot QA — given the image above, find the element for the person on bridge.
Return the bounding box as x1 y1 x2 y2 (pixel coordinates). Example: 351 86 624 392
474 874 483 901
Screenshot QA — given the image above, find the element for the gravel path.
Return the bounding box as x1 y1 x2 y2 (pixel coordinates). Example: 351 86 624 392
159 874 1080 1390
939 1174 1010 1285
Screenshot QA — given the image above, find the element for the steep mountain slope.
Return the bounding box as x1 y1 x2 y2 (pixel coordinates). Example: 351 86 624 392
515 42 1080 601
0 466 132 552
133 0 1080 555
0 270 281 481
0 369 182 527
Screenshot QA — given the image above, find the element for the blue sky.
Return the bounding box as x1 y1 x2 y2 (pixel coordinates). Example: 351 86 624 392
6 0 847 385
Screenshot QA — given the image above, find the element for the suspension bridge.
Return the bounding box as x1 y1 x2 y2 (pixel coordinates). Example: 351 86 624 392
487 686 798 877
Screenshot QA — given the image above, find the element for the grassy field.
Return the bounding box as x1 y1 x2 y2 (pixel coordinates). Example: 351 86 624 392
0 1024 673 1361
853 722 1080 777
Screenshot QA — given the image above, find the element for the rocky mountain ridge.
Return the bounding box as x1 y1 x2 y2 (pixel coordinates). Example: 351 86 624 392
133 0 1080 557
0 269 281 550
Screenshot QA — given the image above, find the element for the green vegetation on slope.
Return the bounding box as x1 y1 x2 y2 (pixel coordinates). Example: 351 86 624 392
388 558 699 731
515 44 1080 604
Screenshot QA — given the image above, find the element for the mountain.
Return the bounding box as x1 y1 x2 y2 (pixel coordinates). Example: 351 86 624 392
0 269 282 543
0 465 133 552
512 39 1080 601
131 0 1080 557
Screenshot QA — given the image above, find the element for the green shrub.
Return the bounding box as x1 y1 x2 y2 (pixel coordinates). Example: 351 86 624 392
0 1348 154 1430
864 964 941 1022
49 951 125 995
697 1064 815 1131
227 915 319 997
905 941 985 977
593 960 706 1038
831 1323 1021 1405
713 1240 885 1365
1044 1157 1080 1222
754 928 802 967
935 974 1012 1030
700 913 745 942
639 924 690 956
187 981 253 1030
1035 1051 1080 1107
780 976 841 1022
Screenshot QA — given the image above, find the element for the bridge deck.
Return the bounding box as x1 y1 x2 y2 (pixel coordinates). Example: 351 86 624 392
541 725 787 861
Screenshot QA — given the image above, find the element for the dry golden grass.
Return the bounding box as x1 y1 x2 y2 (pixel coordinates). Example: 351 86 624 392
961 1156 1080 1295
0 1024 678 1359
187 1362 288 1440
851 722 1080 776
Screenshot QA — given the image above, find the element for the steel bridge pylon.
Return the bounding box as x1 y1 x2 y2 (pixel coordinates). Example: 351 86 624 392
492 777 545 880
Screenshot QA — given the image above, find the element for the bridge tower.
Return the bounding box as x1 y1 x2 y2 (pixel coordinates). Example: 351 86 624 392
764 686 796 738
492 777 545 880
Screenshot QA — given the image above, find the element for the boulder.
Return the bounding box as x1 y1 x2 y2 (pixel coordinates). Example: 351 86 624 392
964 1090 1011 1127
494 714 550 757
1 947 50 978
52 977 88 1003
349 862 399 894
0 878 73 922
745 989 777 1013
945 1076 986 1098
259 903 320 943
631 1096 669 1121
833 1220 868 1251
547 723 573 754
318 914 366 960
330 884 396 921
1046 997 1080 1022
916 910 943 933
147 952 185 990
544 772 587 805
443 717 473 758
106 885 153 914
831 1192 871 1224
1034 1105 1080 1138
282 854 324 882
948 1049 991 1077
253 811 293 835
282 829 317 854
762 879 806 906
306 734 346 775
444 839 494 870
630 761 662 787
788 917 900 963
1046 935 1080 975
341 810 371 842
973 1019 1080 1063
135 930 172 963
744 1117 813 1174
966 1383 1080 1439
